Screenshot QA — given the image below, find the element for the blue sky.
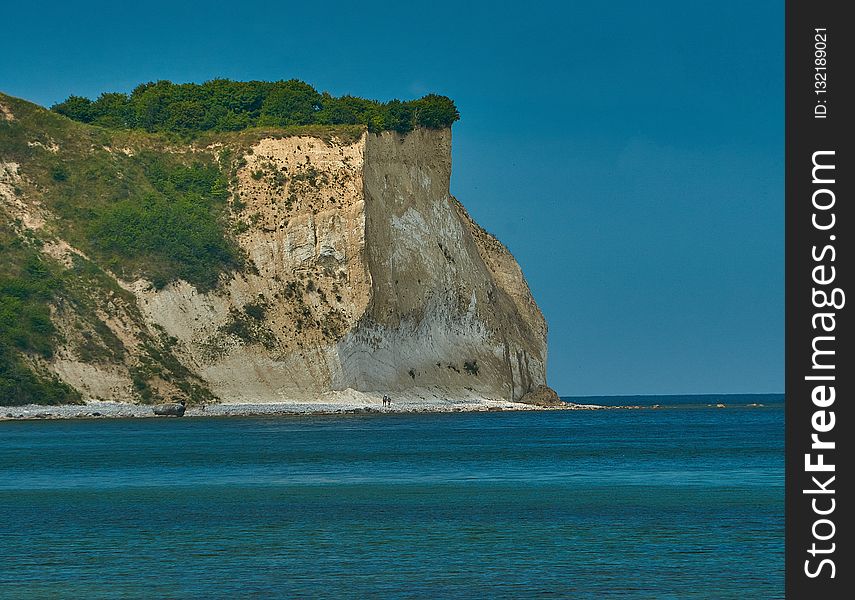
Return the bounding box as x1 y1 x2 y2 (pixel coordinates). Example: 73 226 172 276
0 1 783 395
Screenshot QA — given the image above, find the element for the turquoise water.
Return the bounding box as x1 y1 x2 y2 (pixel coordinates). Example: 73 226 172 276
0 395 783 598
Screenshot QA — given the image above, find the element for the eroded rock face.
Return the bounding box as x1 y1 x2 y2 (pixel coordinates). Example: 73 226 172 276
16 126 552 403
335 129 549 401
130 133 372 402
0 101 14 122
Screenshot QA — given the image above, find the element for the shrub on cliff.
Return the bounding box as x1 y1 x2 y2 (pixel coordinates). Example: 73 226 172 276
51 79 460 135
414 94 460 129
52 95 95 123
88 155 239 291
258 80 322 126
382 100 416 133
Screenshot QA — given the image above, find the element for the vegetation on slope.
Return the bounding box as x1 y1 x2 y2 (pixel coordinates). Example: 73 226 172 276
2 94 240 292
52 79 460 135
87 154 237 290
0 223 81 405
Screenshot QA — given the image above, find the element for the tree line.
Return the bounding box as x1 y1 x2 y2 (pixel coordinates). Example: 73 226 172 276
51 79 460 134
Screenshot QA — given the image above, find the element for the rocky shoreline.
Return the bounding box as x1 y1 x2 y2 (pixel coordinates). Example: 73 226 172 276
0 394 610 421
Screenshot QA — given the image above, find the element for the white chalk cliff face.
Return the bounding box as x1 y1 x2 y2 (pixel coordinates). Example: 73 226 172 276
126 128 550 403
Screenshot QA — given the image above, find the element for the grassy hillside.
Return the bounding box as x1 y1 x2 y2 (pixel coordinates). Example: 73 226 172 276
2 95 243 290
0 218 81 404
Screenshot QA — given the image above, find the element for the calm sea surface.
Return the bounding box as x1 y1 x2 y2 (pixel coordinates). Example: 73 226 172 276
0 394 783 598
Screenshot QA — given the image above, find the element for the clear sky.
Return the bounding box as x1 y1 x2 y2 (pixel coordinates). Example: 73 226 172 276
0 1 783 396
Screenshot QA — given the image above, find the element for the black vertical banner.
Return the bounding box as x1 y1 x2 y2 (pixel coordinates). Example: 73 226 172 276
786 0 852 597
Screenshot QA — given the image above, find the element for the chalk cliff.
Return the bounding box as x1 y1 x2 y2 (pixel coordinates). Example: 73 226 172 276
0 92 553 405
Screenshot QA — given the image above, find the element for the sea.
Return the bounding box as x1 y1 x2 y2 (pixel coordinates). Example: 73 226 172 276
0 394 783 598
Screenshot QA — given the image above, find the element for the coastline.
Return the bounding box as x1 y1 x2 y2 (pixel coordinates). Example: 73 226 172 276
0 399 604 421
0 389 610 421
